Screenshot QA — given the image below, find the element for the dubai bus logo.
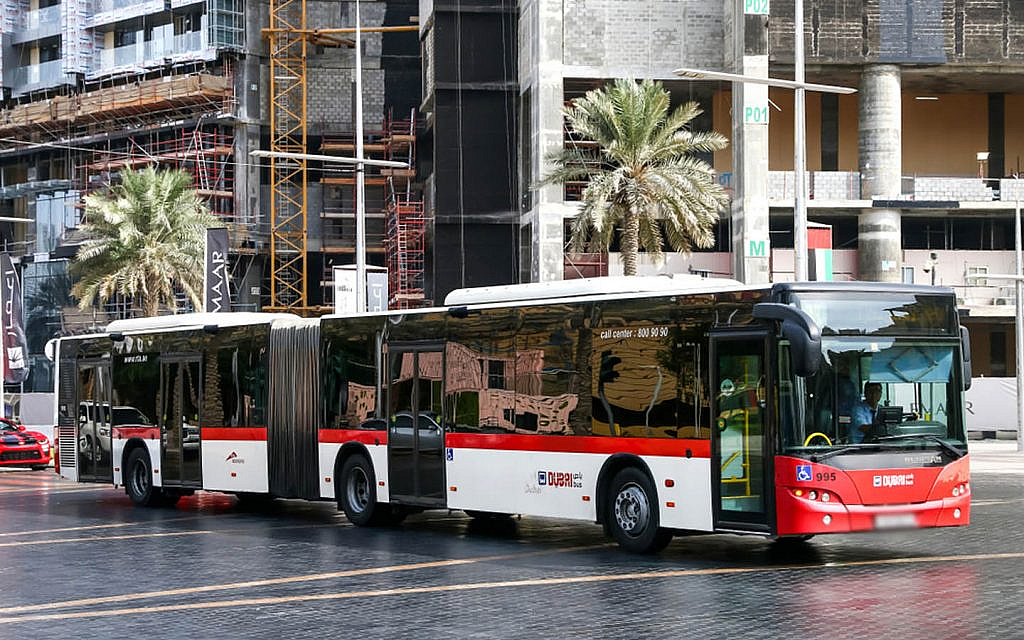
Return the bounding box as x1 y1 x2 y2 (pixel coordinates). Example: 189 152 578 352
537 471 583 489
873 473 914 488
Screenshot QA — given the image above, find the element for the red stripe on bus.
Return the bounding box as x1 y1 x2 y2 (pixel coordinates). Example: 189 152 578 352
112 426 160 440
444 433 711 458
201 427 268 441
318 429 388 445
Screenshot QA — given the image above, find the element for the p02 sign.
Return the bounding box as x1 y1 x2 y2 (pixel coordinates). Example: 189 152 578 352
744 0 769 15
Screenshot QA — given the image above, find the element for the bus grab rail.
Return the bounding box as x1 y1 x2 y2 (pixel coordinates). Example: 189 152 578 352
752 303 822 378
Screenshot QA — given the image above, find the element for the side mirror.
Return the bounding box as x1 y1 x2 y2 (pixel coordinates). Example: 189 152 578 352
753 303 822 377
960 325 972 391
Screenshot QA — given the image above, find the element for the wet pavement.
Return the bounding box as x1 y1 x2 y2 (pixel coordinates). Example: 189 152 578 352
0 443 1022 639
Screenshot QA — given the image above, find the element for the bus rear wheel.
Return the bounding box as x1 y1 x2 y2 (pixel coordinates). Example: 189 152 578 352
125 448 165 507
605 467 673 554
338 454 402 526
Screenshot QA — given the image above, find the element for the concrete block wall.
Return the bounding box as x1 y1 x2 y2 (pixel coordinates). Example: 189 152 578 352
1000 179 1024 201
561 0 724 73
770 0 1024 65
768 171 860 201
305 0 388 130
912 177 995 201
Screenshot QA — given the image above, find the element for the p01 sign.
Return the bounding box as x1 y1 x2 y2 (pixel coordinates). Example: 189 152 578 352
744 0 769 15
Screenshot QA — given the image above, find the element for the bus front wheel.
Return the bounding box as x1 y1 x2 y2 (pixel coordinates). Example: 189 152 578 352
605 467 673 554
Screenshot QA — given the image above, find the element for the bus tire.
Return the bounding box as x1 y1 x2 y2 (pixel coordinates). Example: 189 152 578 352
605 467 673 554
124 448 164 507
338 454 384 526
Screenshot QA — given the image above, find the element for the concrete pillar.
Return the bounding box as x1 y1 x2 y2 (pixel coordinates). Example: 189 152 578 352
523 0 566 282
858 64 902 282
725 1 770 284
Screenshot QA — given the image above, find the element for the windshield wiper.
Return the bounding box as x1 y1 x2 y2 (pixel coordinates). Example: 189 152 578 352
809 445 874 463
874 434 965 459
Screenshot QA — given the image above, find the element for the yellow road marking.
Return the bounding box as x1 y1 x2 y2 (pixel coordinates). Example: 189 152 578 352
0 517 204 538
0 530 212 548
2 550 1023 624
2 543 610 615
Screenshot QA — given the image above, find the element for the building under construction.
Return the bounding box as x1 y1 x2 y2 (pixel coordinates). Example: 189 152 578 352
0 0 426 398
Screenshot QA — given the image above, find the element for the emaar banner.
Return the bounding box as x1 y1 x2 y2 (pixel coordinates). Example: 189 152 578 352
204 227 231 313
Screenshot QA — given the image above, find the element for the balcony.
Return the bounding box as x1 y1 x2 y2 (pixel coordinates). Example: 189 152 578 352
93 31 212 77
10 60 73 96
89 0 168 27
13 5 62 44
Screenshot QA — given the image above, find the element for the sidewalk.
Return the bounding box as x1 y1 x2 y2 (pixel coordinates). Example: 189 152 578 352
969 440 1024 475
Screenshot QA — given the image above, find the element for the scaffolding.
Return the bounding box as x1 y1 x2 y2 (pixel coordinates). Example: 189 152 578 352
319 108 426 309
385 197 426 309
78 127 235 217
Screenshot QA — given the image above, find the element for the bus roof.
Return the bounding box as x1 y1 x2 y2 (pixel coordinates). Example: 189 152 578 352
105 312 299 333
443 274 746 306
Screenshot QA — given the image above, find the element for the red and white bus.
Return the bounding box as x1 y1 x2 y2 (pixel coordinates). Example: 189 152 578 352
53 277 971 552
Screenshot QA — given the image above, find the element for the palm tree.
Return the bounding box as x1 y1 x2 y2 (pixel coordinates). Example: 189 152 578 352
71 166 219 317
543 79 730 276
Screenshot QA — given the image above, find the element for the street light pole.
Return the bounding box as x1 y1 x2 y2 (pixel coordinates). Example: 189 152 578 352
354 0 367 313
1016 201 1023 453
673 67 853 284
793 0 808 282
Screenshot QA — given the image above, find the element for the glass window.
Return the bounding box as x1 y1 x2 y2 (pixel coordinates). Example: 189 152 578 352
790 291 957 336
514 305 589 435
591 323 708 439
203 334 266 428
111 353 161 428
780 338 966 453
323 331 380 429
445 308 520 433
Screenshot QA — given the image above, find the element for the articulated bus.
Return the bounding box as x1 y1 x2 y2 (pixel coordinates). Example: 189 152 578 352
52 277 971 552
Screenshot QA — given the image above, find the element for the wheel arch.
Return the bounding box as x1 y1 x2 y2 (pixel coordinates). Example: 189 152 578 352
121 437 150 473
595 453 657 524
333 441 375 494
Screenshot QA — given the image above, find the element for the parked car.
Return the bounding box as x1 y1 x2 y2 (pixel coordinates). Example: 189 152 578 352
0 417 51 471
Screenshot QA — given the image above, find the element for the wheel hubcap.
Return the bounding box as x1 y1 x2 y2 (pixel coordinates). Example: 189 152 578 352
614 483 650 537
347 467 370 513
131 460 149 496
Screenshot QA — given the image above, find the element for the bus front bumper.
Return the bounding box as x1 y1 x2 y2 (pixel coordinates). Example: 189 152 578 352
775 489 971 536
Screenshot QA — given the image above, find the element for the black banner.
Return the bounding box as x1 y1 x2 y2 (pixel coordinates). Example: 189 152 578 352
0 254 28 384
204 227 231 313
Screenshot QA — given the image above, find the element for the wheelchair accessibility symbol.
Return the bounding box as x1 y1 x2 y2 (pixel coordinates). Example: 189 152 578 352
796 465 813 482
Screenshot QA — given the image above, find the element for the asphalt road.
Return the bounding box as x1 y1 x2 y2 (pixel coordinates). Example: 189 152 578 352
1 443 1022 639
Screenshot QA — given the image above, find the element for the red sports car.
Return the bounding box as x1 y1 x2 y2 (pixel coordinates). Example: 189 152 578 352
0 417 51 471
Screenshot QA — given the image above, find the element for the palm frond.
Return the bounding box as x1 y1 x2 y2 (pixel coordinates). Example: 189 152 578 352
72 167 217 315
542 79 730 273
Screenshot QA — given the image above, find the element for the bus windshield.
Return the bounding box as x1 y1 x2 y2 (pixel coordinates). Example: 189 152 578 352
780 338 966 454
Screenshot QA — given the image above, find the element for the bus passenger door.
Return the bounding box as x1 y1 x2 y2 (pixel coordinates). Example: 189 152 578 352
710 332 773 532
159 357 203 487
76 362 112 482
387 344 445 506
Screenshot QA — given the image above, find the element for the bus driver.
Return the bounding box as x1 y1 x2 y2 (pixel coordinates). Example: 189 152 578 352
850 381 883 444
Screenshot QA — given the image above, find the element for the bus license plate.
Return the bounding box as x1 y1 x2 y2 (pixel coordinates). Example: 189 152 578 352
874 513 917 530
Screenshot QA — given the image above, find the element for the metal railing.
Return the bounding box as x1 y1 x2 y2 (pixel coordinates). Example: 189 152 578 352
11 60 69 92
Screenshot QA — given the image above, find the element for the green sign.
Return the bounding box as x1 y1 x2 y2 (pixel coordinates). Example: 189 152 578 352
744 105 769 125
746 239 767 258
744 0 769 15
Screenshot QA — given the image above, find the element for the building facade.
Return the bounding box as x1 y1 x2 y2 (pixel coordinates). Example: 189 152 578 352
0 0 421 404
513 0 1024 377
